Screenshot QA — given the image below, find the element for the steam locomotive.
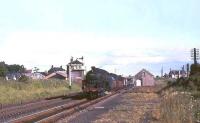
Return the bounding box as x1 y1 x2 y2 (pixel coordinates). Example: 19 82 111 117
82 66 125 99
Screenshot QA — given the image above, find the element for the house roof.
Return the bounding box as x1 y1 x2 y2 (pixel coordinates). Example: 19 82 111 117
180 70 186 74
169 70 179 75
45 71 67 79
48 66 65 74
24 69 32 73
169 70 186 75
68 60 83 65
135 69 154 77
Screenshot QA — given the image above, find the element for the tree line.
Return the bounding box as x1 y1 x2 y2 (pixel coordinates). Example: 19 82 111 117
0 61 25 77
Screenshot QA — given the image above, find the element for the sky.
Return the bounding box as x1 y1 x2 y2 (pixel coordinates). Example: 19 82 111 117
0 0 200 76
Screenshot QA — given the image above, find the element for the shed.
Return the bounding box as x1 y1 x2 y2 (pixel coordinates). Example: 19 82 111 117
134 69 155 86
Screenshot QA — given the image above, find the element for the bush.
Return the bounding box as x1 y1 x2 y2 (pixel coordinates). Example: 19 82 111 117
18 75 29 82
169 77 200 92
190 64 200 76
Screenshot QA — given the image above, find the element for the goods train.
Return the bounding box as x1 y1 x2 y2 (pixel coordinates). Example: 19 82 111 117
82 66 125 99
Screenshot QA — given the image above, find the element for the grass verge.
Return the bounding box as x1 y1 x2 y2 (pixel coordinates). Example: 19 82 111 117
0 78 81 104
160 91 193 123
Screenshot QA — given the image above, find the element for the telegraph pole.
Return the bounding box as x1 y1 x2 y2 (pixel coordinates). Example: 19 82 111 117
186 63 189 77
194 48 197 64
190 48 200 76
191 48 199 65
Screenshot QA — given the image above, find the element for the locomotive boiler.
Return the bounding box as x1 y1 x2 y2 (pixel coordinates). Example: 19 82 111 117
82 66 125 99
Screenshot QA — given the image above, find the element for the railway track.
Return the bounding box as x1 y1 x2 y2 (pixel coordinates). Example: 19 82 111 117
0 92 82 123
10 92 117 123
0 92 123 123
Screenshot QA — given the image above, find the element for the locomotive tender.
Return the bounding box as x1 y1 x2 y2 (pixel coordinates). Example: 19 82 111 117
82 66 125 99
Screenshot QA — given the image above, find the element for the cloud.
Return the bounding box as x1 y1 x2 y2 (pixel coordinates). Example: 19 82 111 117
0 31 193 75
98 47 192 75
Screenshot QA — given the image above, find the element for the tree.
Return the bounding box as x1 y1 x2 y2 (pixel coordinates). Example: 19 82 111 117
0 61 26 77
33 67 39 73
0 61 8 77
7 64 25 73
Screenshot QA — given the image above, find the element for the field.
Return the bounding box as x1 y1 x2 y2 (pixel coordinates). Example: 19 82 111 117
0 78 81 104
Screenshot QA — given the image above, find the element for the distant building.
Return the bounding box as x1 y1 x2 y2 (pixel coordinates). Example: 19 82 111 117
24 69 32 74
44 71 67 80
180 69 187 77
67 58 85 83
45 65 66 80
134 69 155 86
169 69 187 79
126 76 135 86
24 72 45 80
48 65 65 74
6 72 22 80
169 70 179 79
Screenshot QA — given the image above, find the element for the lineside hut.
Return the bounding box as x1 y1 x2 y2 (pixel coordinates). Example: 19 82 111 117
134 69 155 86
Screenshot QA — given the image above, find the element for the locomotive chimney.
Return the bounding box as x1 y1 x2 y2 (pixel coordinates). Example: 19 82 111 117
91 66 96 71
70 56 73 62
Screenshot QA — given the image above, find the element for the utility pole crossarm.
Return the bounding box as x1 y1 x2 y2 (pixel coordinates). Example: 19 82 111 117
191 48 199 65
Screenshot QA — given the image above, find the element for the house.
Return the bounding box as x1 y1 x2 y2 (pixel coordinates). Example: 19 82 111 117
6 72 22 80
44 71 67 80
67 58 85 83
180 69 187 77
22 69 45 80
169 70 179 79
169 69 187 79
134 69 155 86
31 73 45 79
